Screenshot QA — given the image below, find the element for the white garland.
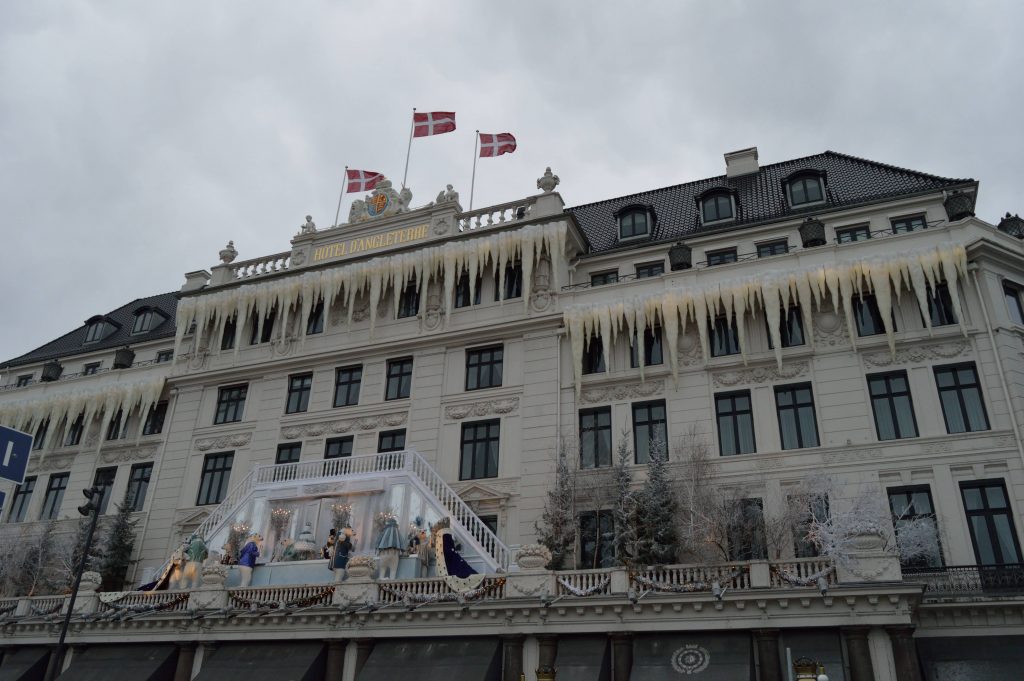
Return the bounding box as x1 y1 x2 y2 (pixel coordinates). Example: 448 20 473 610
632 568 744 594
556 576 610 597
772 565 835 587
377 578 505 605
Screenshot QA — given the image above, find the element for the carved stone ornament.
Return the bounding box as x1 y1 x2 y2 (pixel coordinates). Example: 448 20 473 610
537 167 560 194
579 380 664 405
195 432 253 451
291 249 307 266
861 341 970 368
281 412 408 439
711 361 809 388
100 444 159 464
530 257 553 313
219 240 238 264
432 216 451 236
348 177 412 224
444 397 519 420
435 184 460 205
299 215 316 235
27 452 75 474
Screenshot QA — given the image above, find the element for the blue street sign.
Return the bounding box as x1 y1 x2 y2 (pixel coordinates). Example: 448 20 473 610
0 491 5 513
0 425 32 485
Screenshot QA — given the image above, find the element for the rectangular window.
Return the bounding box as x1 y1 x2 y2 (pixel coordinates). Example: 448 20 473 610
132 311 154 334
460 419 500 480
285 373 313 414
716 391 756 456
926 284 957 327
397 279 420 318
325 436 353 459
497 260 523 300
275 443 302 465
706 248 738 266
775 383 819 449
385 358 413 400
306 300 325 335
767 307 805 349
635 262 664 278
757 240 788 258
197 452 234 506
891 214 927 234
16 374 32 387
711 314 740 357
582 338 606 374
836 225 871 243
454 270 483 308
93 467 117 515
792 495 829 558
377 429 406 453
1004 283 1024 325
632 400 667 464
466 345 503 390
126 463 152 512
854 295 891 337
156 350 174 363
333 365 362 407
142 401 168 436
221 317 237 351
106 409 129 441
868 372 918 440
579 407 612 469
478 514 499 536
8 476 35 523
590 270 619 287
40 472 69 520
249 310 276 345
960 480 1022 565
33 420 48 450
578 510 615 569
64 414 85 447
83 363 100 376
728 498 767 561
888 486 943 568
214 385 247 424
935 364 989 433
630 326 664 367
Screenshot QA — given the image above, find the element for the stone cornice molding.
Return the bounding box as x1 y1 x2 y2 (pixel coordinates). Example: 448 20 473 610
444 397 520 420
27 451 75 474
281 412 408 439
99 443 160 464
711 362 810 388
579 379 664 405
861 340 971 368
194 432 253 451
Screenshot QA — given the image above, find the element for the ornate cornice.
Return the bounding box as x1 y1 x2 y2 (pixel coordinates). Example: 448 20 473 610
861 340 970 368
444 397 520 420
579 380 664 405
195 432 253 451
100 444 160 464
281 412 408 440
27 452 75 474
711 362 809 388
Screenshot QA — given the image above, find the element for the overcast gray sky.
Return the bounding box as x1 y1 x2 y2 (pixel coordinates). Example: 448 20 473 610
1 1 1020 363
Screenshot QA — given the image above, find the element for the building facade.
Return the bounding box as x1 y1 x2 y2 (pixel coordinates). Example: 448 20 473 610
1 149 1023 680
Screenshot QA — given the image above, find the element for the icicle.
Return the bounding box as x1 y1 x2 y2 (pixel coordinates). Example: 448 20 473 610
868 259 897 356
661 292 680 385
938 244 967 335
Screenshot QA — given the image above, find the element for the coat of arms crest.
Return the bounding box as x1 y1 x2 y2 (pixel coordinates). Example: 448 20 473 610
347 177 413 224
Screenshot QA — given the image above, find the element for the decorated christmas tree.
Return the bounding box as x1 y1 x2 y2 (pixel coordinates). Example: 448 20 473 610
535 446 575 570
632 437 680 567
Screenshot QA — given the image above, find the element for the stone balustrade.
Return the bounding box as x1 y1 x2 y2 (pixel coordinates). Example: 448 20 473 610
457 197 536 232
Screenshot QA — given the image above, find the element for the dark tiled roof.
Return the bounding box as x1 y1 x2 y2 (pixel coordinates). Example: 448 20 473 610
1 291 179 368
567 151 975 253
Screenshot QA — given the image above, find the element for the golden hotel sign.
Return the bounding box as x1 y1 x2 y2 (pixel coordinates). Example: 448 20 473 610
312 224 429 263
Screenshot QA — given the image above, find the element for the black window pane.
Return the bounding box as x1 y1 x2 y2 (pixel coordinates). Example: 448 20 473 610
706 249 737 266
716 392 756 456
397 279 420 318
92 467 116 515
580 407 612 469
891 215 927 234
757 241 788 258
888 486 943 567
635 262 664 278
775 384 819 449
619 211 648 239
143 402 168 436
578 510 615 568
334 365 362 407
221 317 237 351
711 315 740 356
590 271 619 287
1004 284 1024 325
868 372 918 440
466 345 504 391
41 473 69 520
935 364 989 433
703 194 733 223
927 284 957 327
286 374 313 414
127 463 152 512
460 419 501 480
500 261 523 300
197 452 234 506
960 480 1022 565
385 358 413 400
582 338 605 374
378 429 406 453
325 436 353 459
306 300 324 335
8 477 36 522
836 226 870 243
214 385 247 425
632 400 667 464
630 327 664 367
854 295 890 336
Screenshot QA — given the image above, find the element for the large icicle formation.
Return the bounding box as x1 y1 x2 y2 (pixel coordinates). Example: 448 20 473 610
565 242 968 393
175 222 568 357
0 376 166 449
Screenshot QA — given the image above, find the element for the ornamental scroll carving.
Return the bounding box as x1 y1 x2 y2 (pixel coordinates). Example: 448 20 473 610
445 397 520 420
280 412 408 439
579 380 664 405
27 452 75 474
195 432 253 451
711 361 809 388
100 444 160 464
861 341 970 368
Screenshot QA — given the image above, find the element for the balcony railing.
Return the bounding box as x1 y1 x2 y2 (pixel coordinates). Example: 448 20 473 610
902 563 1024 597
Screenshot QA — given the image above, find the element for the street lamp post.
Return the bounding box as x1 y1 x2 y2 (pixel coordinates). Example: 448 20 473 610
43 486 104 681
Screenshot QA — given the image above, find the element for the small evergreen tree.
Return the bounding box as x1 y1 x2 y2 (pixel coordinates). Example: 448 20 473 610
535 446 575 570
100 490 138 591
633 437 680 566
611 435 636 566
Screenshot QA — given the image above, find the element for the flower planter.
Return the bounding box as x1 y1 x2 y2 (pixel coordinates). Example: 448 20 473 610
799 217 826 248
41 360 63 382
112 347 135 369
668 243 692 271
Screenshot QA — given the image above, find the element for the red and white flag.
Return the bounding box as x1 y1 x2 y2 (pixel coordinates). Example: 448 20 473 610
346 169 384 193
413 111 457 138
479 132 517 157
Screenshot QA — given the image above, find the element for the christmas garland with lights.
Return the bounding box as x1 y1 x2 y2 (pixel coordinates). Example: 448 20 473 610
377 577 506 605
28 601 64 617
771 564 835 587
99 592 190 614
556 576 610 597
0 603 18 617
631 568 745 594
228 585 335 610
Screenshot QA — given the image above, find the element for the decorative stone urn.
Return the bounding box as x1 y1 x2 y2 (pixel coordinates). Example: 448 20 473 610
943 190 975 221
78 571 102 593
799 217 827 248
668 242 692 270
201 564 228 587
998 213 1024 239
219 240 238 264
515 544 552 570
41 360 63 382
346 555 375 578
537 167 560 193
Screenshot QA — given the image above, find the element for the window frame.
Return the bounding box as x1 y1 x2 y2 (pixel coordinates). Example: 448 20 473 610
786 174 825 207
84 321 106 343
582 338 606 375
496 260 524 301
83 362 100 376
1003 282 1024 326
40 472 69 520
715 390 756 456
926 283 957 327
126 462 152 512
701 192 735 225
454 270 483 308
465 345 504 391
8 476 36 523
710 314 740 357
333 365 362 407
959 479 1022 565
935 363 989 433
196 452 234 506
377 429 407 453
306 299 325 335
579 406 613 469
867 371 919 441
774 383 820 450
853 294 892 337
459 419 501 480
155 350 174 363
214 384 248 425
142 401 167 436
634 261 665 279
756 240 789 258
632 399 668 464
16 374 32 387
397 278 420 319
285 373 313 414
249 309 276 345
766 307 805 349
590 270 620 287
706 248 738 267
578 509 615 569
324 436 354 459
836 224 871 243
727 498 768 561
887 485 943 568
630 325 664 368
275 442 302 465
64 414 85 447
618 208 650 241
890 214 927 234
131 310 155 335
385 357 413 400
92 467 117 515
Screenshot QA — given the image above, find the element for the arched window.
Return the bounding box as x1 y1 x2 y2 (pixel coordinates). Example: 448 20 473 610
787 173 825 207
618 208 649 240
84 322 105 343
702 192 734 223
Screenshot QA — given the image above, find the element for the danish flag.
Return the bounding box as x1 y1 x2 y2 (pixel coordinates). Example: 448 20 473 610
345 169 384 194
479 132 517 158
413 111 457 137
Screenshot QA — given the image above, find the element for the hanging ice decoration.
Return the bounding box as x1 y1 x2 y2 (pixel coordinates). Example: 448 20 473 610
0 376 166 450
174 222 568 357
565 242 969 394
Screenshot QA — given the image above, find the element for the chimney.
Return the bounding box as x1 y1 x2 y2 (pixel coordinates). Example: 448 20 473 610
724 147 759 178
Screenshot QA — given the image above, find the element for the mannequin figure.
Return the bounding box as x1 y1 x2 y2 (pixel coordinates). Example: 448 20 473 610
322 529 337 560
237 533 261 587
329 527 356 583
181 535 208 589
285 523 318 561
168 542 186 590
376 517 405 580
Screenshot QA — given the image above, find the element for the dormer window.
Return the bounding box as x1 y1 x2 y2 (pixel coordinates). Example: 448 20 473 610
83 315 118 344
85 321 105 343
617 206 651 241
786 172 825 207
132 310 155 334
701 192 734 224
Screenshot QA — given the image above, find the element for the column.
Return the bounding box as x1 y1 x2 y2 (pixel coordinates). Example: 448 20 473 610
753 630 782 681
353 639 374 679
536 635 558 677
324 640 346 681
174 643 196 681
610 633 633 681
842 627 875 681
886 627 923 681
502 635 525 681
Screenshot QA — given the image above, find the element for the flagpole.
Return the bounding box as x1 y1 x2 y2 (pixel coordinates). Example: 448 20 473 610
469 131 479 211
401 107 416 189
333 166 348 227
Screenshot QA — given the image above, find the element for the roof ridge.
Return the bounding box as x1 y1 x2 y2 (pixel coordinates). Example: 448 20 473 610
823 150 975 184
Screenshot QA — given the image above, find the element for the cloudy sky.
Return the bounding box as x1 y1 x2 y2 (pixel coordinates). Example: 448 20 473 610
0 1 1020 363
